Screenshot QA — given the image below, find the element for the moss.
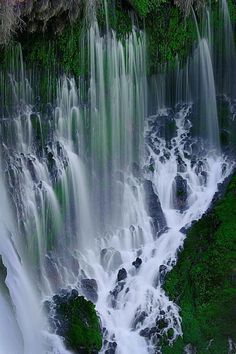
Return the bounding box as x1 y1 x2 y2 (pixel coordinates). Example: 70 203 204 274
57 296 102 353
163 173 236 353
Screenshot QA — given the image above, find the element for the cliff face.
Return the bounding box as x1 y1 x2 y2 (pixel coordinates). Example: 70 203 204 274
0 0 207 72
0 0 86 45
163 173 236 354
2 0 236 79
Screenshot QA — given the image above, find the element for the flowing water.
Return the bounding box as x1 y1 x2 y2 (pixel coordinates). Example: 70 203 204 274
0 1 235 353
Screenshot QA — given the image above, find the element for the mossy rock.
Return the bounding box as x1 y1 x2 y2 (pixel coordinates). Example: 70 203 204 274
163 173 236 353
49 290 102 354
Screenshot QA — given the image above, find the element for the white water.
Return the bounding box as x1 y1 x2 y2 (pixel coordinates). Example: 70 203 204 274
0 1 235 353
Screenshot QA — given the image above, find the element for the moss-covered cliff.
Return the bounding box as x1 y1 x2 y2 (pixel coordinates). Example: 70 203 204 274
163 173 236 353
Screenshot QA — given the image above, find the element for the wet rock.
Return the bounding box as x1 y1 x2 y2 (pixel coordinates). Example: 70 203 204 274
105 341 117 354
132 257 142 269
110 281 126 308
156 317 169 330
139 326 157 339
117 268 127 282
143 179 167 236
176 154 187 173
159 264 168 284
159 155 166 164
190 155 197 168
139 327 150 337
81 278 98 303
27 157 37 181
173 175 188 210
132 310 148 329
47 289 102 354
167 328 174 339
200 171 208 185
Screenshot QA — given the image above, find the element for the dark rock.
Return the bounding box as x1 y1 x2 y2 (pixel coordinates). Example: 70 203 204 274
105 341 117 354
117 268 127 282
200 171 208 185
176 154 187 173
156 317 169 330
132 257 142 269
139 326 157 339
139 327 150 337
81 278 98 303
47 289 102 354
143 179 167 235
173 175 188 210
110 281 126 308
132 310 148 329
159 264 167 284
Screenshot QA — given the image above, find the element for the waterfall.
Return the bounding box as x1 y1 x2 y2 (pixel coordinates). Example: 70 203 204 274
0 0 235 353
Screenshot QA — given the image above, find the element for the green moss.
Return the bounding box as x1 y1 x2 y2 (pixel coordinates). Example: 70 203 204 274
163 173 236 353
57 296 102 353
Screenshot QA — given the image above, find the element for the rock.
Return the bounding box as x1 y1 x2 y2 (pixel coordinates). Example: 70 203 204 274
200 171 208 185
110 281 126 308
143 179 167 236
105 341 117 354
132 257 142 269
156 317 169 330
176 154 187 173
47 289 102 354
132 310 148 329
159 264 167 284
117 268 127 282
81 278 98 303
139 327 150 337
139 327 157 339
173 175 188 210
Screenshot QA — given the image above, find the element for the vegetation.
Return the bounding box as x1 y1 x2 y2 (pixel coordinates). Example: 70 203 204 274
56 294 102 353
1 0 235 84
163 173 236 353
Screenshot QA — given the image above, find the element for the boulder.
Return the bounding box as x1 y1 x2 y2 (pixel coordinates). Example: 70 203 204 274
46 289 102 354
143 179 167 236
117 268 127 282
132 257 142 269
173 175 188 210
81 278 98 303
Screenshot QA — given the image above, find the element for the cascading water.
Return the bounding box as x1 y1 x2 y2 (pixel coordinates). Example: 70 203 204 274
0 0 235 353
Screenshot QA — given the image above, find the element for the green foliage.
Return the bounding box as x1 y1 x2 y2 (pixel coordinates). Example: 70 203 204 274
145 4 197 72
163 173 236 353
129 0 167 17
57 296 102 353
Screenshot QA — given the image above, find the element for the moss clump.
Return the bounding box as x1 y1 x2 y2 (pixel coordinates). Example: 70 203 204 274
56 295 102 353
163 173 236 353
